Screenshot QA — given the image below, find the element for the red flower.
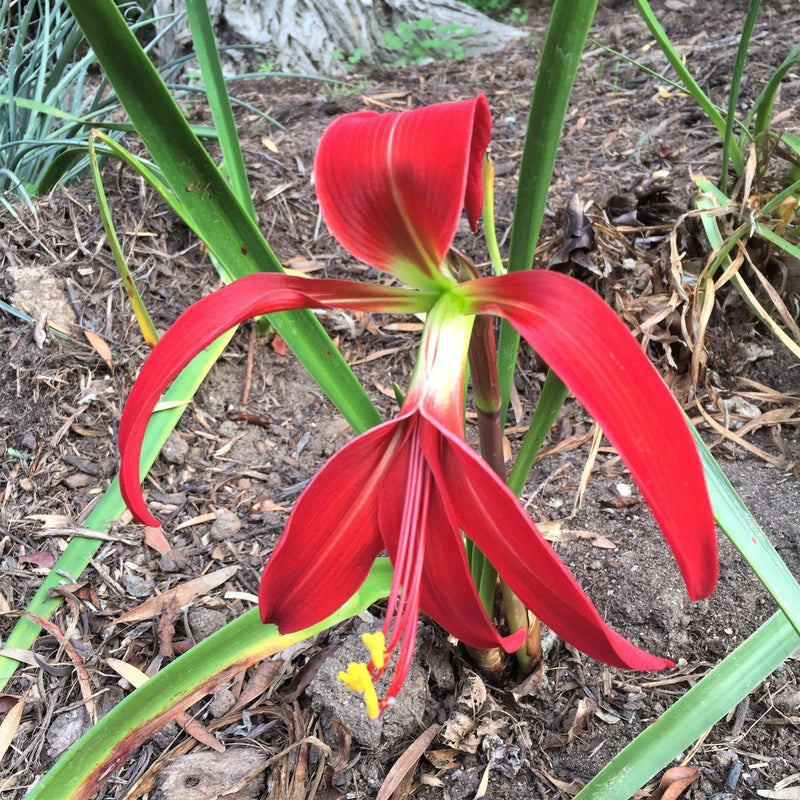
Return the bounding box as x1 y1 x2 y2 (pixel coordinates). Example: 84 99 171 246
119 95 716 718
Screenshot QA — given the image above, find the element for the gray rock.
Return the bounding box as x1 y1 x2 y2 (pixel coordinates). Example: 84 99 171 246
308 620 427 749
188 607 228 641
46 707 90 762
162 432 189 465
155 749 266 800
210 509 242 542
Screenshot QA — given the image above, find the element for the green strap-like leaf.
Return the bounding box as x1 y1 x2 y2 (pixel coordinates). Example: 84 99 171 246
573 611 800 799
26 560 393 800
496 0 598 424
63 0 380 434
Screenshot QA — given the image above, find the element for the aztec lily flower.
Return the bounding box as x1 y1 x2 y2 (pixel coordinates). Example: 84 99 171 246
119 95 717 719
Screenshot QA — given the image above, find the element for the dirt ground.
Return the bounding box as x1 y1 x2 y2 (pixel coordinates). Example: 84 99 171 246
1 1 800 798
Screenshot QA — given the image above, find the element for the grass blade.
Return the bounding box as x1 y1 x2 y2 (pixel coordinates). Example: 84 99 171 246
88 132 159 345
633 0 742 173
721 0 761 193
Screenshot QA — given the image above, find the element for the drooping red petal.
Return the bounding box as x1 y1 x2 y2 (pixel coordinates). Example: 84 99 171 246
377 416 524 652
259 419 403 632
119 274 429 526
423 415 672 671
459 271 717 601
314 96 491 289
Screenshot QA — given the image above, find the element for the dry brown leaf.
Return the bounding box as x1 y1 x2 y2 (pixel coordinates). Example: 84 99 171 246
425 748 462 770
143 526 171 555
376 724 440 800
566 698 597 743
0 690 29 761
84 330 113 370
648 766 700 800
115 566 238 624
106 658 224 752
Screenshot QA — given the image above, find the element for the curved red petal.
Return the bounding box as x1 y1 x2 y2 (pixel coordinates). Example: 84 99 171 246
423 417 672 671
377 416 523 652
119 274 426 526
259 420 401 632
461 271 717 602
315 96 491 288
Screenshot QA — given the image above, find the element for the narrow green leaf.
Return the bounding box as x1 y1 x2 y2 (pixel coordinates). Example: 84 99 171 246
573 612 800 799
497 0 598 424
633 0 742 172
27 560 392 800
0 332 235 691
749 42 800 145
721 0 761 194
88 133 159 345
184 0 256 219
507 370 568 497
693 427 800 637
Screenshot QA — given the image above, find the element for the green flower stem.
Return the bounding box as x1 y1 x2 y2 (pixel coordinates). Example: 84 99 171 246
497 0 598 426
27 560 393 800
0 332 235 691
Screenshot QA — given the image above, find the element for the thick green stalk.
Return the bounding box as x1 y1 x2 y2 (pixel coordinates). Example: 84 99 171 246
497 0 598 425
27 560 393 800
0 332 235 690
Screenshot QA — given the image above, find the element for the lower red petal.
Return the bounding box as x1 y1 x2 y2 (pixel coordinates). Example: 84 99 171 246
427 416 672 671
259 420 400 632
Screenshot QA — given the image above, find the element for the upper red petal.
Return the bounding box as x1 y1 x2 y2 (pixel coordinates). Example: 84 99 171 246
119 274 427 526
422 415 673 671
460 271 717 601
258 420 401 632
314 96 491 288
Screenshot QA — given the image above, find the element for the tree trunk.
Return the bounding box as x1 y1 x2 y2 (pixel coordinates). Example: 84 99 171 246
155 0 524 75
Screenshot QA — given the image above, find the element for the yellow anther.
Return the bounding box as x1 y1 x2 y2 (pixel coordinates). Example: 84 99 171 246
362 631 386 671
337 662 381 720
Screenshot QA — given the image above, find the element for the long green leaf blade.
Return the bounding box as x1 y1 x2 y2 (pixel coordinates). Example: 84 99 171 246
0 332 234 690
26 560 393 800
63 0 380 434
573 611 800 799
497 0 598 424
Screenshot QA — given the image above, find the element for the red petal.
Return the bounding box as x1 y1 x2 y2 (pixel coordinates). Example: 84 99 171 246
425 417 672 670
460 271 717 601
377 417 524 652
259 420 401 632
315 96 491 289
119 274 428 526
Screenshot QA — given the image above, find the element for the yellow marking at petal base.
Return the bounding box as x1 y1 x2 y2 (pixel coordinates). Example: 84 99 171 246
337 662 380 720
362 631 386 670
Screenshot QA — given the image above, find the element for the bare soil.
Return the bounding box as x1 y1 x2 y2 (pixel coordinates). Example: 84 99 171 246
1 1 800 798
